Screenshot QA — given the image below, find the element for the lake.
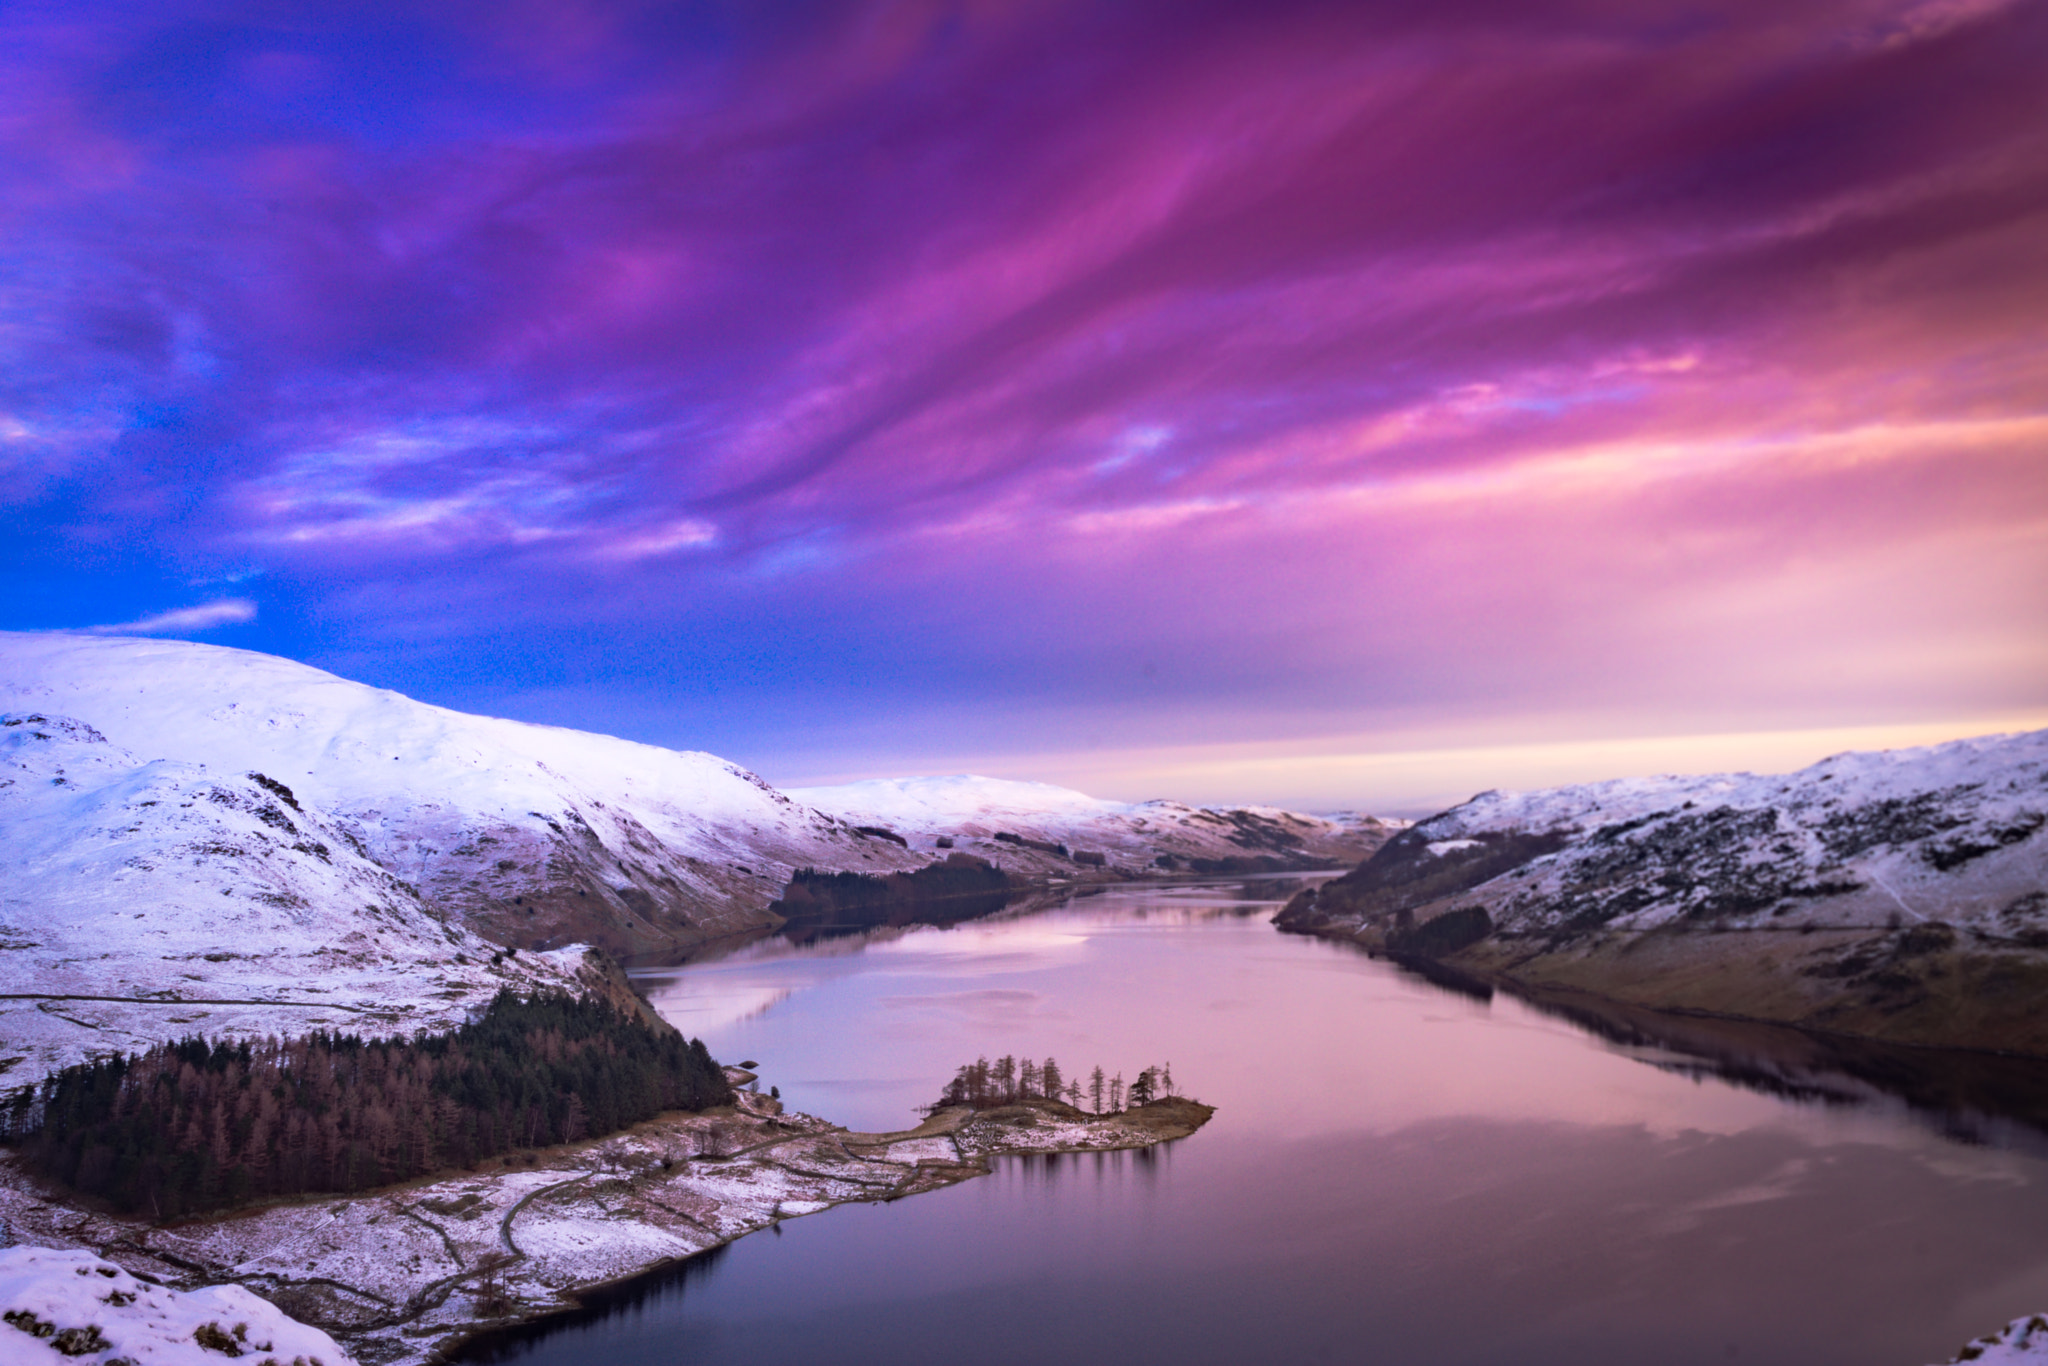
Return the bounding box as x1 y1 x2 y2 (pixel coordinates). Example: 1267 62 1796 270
469 879 2048 1366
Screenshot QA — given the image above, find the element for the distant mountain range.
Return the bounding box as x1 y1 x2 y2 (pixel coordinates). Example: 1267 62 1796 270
0 632 1387 1083
17 629 2035 1068
1278 730 2048 1054
791 774 1390 877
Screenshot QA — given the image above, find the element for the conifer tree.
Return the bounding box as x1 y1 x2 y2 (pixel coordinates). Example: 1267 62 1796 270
1089 1066 1106 1114
1040 1057 1062 1103
1129 1067 1156 1107
1108 1072 1124 1113
5 991 732 1218
969 1056 992 1106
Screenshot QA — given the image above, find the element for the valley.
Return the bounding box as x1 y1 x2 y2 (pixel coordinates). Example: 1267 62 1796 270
4 633 2046 1366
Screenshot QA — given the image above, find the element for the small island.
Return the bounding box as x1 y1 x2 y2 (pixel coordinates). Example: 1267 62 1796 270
918 1054 1215 1155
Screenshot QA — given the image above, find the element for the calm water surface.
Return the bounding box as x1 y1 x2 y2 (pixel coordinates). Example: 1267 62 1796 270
475 881 2048 1366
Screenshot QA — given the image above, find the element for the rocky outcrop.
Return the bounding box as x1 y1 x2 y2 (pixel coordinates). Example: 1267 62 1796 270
1278 730 2048 1055
566 944 676 1035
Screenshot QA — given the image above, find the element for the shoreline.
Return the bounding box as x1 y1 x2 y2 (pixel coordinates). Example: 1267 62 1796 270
1275 919 2048 1153
0 1075 1213 1366
622 868 1341 970
1275 916 2048 1060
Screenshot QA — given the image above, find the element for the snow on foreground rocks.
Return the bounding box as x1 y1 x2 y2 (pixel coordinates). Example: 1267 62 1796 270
0 632 924 964
0 712 605 1081
0 1245 353 1366
1934 1314 2048 1363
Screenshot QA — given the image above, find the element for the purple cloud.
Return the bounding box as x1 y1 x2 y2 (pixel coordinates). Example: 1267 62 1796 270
3 0 2044 796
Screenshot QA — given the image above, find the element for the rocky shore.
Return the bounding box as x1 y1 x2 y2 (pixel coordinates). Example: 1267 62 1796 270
0 1072 1212 1366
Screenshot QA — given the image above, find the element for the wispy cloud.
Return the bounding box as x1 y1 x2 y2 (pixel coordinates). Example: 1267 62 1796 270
591 519 719 562
1 0 2043 780
81 600 257 636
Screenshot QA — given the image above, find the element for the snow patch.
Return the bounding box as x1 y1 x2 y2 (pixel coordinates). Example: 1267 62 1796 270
775 1200 831 1216
1932 1312 2048 1363
0 1244 353 1365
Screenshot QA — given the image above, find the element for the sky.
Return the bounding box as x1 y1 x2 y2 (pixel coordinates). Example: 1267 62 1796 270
4 0 2045 813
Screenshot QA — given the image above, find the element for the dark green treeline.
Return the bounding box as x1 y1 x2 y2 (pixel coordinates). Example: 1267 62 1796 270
1 991 732 1219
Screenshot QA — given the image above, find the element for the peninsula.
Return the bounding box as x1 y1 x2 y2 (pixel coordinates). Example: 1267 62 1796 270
0 1070 1213 1366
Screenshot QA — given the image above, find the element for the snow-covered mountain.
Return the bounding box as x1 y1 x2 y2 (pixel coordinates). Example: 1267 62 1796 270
1 633 927 964
0 711 613 1082
790 774 1393 877
0 634 1392 1083
1278 730 2048 1053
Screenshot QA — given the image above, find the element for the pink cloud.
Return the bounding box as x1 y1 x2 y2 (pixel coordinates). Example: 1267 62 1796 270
2 0 2044 784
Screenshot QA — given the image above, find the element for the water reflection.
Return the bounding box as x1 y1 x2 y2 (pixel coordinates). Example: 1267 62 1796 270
653 878 2048 1150
472 880 2048 1366
1329 939 2048 1152
1498 979 2048 1153
458 1242 732 1365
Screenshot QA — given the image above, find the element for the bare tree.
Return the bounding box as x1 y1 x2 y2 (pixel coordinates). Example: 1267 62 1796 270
1108 1072 1123 1113
472 1252 516 1317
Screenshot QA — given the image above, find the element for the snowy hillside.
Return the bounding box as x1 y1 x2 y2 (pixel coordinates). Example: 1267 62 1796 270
791 774 1392 877
0 634 1393 1082
1 633 925 961
0 1245 355 1366
1278 730 2048 1052
0 712 607 1082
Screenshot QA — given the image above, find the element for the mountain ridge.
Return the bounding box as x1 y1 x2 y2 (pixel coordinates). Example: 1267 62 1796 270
1 632 932 963
791 772 1393 876
0 709 621 1081
0 633 1387 1083
1277 729 2048 1053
